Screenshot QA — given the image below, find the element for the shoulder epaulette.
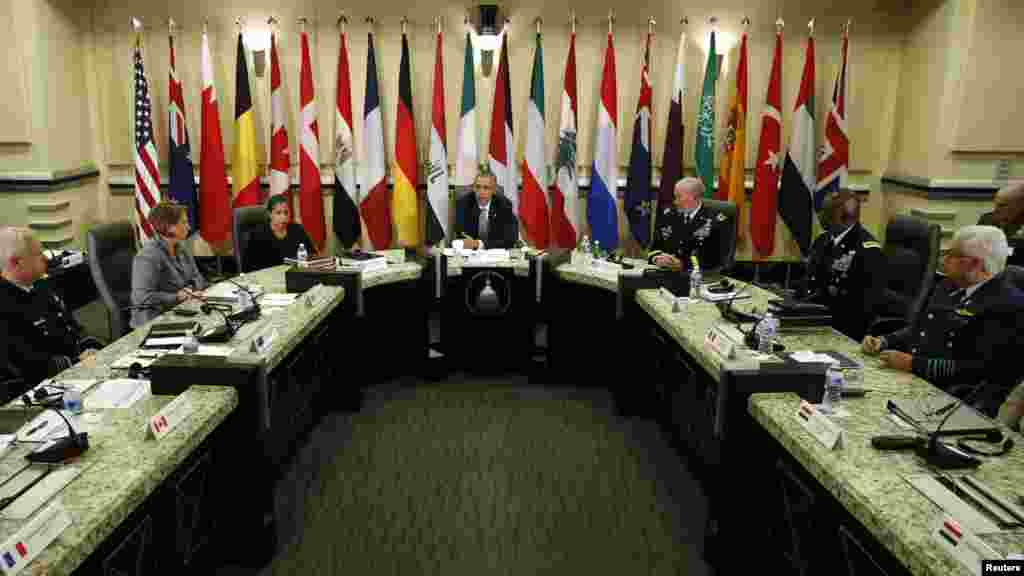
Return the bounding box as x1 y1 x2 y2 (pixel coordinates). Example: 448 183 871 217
863 241 881 249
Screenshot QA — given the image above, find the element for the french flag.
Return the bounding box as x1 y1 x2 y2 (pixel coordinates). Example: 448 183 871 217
588 32 618 251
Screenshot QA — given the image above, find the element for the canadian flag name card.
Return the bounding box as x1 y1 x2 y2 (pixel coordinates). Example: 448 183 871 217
149 394 195 441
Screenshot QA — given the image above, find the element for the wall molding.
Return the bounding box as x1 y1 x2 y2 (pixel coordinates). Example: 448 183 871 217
0 165 100 192
881 173 1018 199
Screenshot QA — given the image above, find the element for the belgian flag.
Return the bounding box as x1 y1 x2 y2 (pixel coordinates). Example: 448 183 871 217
232 33 261 207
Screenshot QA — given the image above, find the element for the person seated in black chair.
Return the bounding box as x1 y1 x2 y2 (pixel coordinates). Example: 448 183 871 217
978 182 1024 267
802 189 884 341
243 195 318 272
647 177 733 273
0 227 103 392
454 171 519 250
862 226 1024 416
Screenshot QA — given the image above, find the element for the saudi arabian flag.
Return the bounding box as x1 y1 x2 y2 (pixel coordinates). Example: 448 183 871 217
695 31 718 198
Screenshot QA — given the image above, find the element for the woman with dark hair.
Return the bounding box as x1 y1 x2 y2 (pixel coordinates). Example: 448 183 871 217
130 202 209 327
243 195 317 272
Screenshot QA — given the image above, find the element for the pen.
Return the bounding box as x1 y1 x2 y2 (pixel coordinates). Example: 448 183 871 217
930 401 958 417
24 421 47 437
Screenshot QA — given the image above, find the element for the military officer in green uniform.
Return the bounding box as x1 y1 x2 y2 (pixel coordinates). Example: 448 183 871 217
648 177 733 274
863 225 1024 416
804 189 885 341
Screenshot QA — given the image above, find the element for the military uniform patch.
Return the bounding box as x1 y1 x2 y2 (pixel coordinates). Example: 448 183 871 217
863 241 881 249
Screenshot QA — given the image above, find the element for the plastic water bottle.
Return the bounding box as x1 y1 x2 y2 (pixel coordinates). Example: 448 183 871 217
822 365 844 414
182 333 199 354
689 263 702 301
756 312 777 354
297 243 309 268
62 387 83 415
580 236 592 266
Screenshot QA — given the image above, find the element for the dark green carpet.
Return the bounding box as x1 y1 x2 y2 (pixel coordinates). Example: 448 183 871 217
248 374 710 576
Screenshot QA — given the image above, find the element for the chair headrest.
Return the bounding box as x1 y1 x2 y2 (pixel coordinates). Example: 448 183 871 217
885 215 934 246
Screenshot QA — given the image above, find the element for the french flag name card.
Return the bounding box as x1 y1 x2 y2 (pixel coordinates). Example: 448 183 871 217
0 501 72 575
795 400 843 450
149 394 195 441
932 515 1001 575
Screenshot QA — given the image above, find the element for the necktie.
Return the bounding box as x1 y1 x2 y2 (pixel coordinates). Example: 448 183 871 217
479 207 489 241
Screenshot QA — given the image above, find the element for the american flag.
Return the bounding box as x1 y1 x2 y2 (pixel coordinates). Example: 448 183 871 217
134 43 161 240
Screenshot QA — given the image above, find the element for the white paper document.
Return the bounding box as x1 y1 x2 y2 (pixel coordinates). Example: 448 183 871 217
790 351 840 364
143 336 187 348
111 350 168 369
86 379 150 409
261 294 299 307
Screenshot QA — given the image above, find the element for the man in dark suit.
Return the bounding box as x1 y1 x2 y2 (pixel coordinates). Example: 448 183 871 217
454 172 519 250
804 189 885 341
978 182 1024 267
647 177 733 273
863 225 1024 416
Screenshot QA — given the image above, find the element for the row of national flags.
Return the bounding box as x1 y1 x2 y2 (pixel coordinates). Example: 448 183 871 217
134 24 849 257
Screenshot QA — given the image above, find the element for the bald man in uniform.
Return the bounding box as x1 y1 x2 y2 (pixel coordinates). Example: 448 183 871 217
978 182 1024 267
647 177 734 274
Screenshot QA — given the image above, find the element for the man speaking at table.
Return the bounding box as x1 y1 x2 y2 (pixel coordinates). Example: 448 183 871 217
454 171 519 250
862 225 1024 415
647 177 733 273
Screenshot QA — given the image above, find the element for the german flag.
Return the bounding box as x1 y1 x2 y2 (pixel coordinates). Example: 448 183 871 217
232 33 261 207
393 32 419 247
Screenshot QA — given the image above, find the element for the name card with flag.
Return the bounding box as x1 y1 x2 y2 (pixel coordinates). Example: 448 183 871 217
149 393 195 440
0 501 72 575
795 400 843 450
931 514 1001 574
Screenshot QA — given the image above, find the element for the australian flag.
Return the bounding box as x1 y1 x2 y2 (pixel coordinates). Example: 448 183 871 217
168 36 198 233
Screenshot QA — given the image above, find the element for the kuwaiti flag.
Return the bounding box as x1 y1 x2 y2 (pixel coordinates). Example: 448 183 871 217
453 30 478 199
361 32 391 249
199 31 230 246
655 31 687 229
232 33 262 208
393 31 419 247
588 32 619 251
816 29 850 211
333 29 362 249
549 31 579 249
269 32 292 216
488 31 515 211
520 31 548 248
625 32 653 248
426 29 449 246
168 35 198 234
751 28 784 257
779 34 816 255
299 31 326 251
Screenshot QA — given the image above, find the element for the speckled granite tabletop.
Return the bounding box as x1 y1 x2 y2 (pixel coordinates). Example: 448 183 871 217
554 259 653 293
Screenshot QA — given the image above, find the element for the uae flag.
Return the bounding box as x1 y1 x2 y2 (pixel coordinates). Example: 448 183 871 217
588 32 618 251
520 31 548 248
393 31 419 247
779 33 816 255
453 31 478 199
333 29 362 249
549 31 579 249
719 32 749 242
361 32 391 249
695 31 718 198
168 35 197 233
488 31 515 211
300 31 326 251
816 28 850 211
269 33 292 215
625 32 653 248
655 32 687 228
751 29 783 256
199 31 230 246
232 33 262 208
426 29 449 246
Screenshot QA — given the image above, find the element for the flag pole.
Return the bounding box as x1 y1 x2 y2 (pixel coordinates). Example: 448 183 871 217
570 11 576 35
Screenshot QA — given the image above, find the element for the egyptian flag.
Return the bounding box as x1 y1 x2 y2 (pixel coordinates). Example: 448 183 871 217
232 33 262 208
520 31 548 248
168 35 198 233
719 32 748 242
779 34 816 255
300 31 326 251
269 32 292 216
361 32 391 249
588 32 618 251
488 31 515 211
199 30 230 246
393 31 419 247
654 32 686 229
549 31 579 249
426 30 449 246
816 28 850 211
333 29 362 249
751 29 783 256
625 32 653 248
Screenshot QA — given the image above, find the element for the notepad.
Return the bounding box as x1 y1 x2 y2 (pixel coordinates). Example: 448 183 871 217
86 379 149 409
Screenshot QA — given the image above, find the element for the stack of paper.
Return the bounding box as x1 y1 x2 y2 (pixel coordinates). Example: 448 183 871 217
790 351 841 365
85 379 150 409
699 286 752 302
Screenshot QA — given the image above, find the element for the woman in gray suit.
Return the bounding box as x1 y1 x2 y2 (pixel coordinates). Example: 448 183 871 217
130 202 209 327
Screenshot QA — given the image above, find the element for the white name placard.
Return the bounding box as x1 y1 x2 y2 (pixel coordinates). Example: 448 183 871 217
149 394 195 441
795 400 843 450
705 326 737 360
0 500 72 575
932 514 1001 575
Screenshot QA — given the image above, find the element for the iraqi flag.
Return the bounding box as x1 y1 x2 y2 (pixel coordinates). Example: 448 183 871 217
426 29 449 246
625 32 653 248
816 29 850 211
361 33 391 249
751 29 783 256
655 32 687 229
488 31 515 211
299 31 326 251
269 33 292 216
520 31 548 248
393 32 419 247
549 32 579 249
588 32 619 251
199 31 230 246
168 35 198 234
232 33 262 208
333 29 362 249
453 31 478 199
779 34 816 255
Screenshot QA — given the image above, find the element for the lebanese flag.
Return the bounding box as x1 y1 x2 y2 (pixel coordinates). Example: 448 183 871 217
299 31 325 251
269 32 292 215
488 31 515 211
778 34 816 255
587 32 618 251
361 32 391 249
816 29 850 211
199 31 230 246
549 32 579 249
520 31 548 248
426 29 448 246
333 29 362 249
751 29 783 256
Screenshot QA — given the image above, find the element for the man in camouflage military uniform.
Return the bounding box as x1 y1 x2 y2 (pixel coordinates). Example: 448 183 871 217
804 189 885 341
647 177 733 273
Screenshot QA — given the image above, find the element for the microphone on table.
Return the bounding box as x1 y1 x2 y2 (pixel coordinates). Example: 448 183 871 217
24 407 89 464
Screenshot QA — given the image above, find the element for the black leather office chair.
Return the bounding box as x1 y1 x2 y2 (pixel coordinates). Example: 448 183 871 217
87 221 136 340
870 215 940 336
1005 265 1024 291
233 206 267 273
702 199 738 276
